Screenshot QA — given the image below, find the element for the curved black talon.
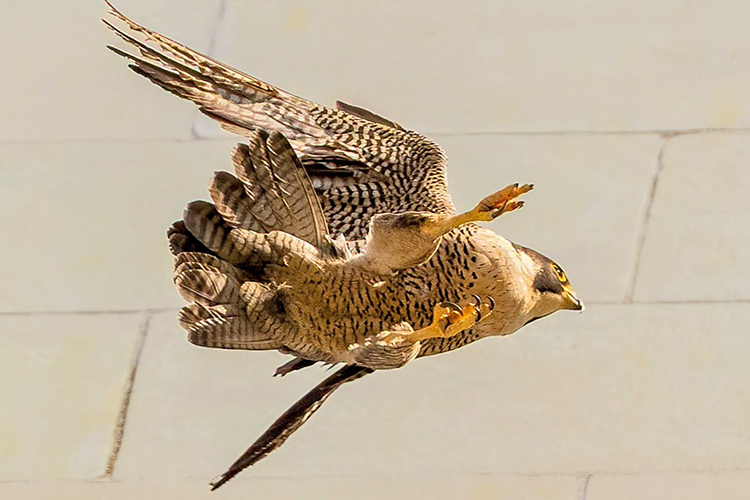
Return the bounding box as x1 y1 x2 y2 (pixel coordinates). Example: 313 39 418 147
487 296 496 312
440 301 463 314
470 294 483 321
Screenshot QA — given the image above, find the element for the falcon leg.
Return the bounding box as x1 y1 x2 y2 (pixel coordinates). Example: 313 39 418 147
383 295 495 345
347 295 495 370
427 183 534 237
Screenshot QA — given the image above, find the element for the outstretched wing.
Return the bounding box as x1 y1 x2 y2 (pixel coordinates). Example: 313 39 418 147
103 1 455 240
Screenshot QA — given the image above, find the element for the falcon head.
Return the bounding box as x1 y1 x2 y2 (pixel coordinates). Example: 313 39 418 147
513 243 584 325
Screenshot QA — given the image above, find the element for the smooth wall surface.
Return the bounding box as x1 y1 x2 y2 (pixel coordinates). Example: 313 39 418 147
2 1 749 498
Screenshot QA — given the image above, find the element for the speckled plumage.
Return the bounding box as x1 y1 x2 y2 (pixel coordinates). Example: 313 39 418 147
172 130 511 369
104 1 583 489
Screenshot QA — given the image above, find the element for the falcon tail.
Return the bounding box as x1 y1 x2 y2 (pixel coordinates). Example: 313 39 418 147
211 364 373 490
170 130 329 351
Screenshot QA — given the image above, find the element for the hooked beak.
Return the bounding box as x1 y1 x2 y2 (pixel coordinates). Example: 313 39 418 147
564 289 584 311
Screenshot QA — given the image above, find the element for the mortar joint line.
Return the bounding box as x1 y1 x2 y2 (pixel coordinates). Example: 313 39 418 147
4 126 750 146
575 474 592 500
189 0 228 139
101 311 152 478
624 137 668 303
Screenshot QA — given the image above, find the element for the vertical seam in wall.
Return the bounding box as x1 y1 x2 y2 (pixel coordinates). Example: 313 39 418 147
206 0 229 57
624 138 668 303
575 474 592 500
189 0 229 139
101 311 152 478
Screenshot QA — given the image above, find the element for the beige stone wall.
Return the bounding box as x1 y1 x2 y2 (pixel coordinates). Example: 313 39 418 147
2 1 749 498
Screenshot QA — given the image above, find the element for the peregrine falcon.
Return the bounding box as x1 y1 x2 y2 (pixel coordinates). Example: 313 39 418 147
104 2 583 490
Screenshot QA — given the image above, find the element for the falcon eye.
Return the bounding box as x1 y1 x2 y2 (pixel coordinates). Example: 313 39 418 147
552 263 567 283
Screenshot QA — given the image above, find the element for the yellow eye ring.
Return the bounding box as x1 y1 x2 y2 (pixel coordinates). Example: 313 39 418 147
552 263 567 282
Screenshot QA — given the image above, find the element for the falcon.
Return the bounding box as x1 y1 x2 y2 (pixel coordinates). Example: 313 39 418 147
104 1 583 490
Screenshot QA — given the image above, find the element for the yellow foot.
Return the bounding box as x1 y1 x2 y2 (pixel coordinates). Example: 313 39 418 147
353 295 495 370
403 295 495 343
472 183 534 222
422 183 534 238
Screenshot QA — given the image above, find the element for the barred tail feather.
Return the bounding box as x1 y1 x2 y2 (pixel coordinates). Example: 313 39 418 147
174 253 287 351
208 131 329 249
182 200 273 266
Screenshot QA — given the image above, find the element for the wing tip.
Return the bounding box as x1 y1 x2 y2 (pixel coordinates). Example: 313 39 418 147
209 473 232 491
103 0 118 17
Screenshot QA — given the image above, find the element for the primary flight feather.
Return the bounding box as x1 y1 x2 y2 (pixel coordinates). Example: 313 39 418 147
104 1 583 489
